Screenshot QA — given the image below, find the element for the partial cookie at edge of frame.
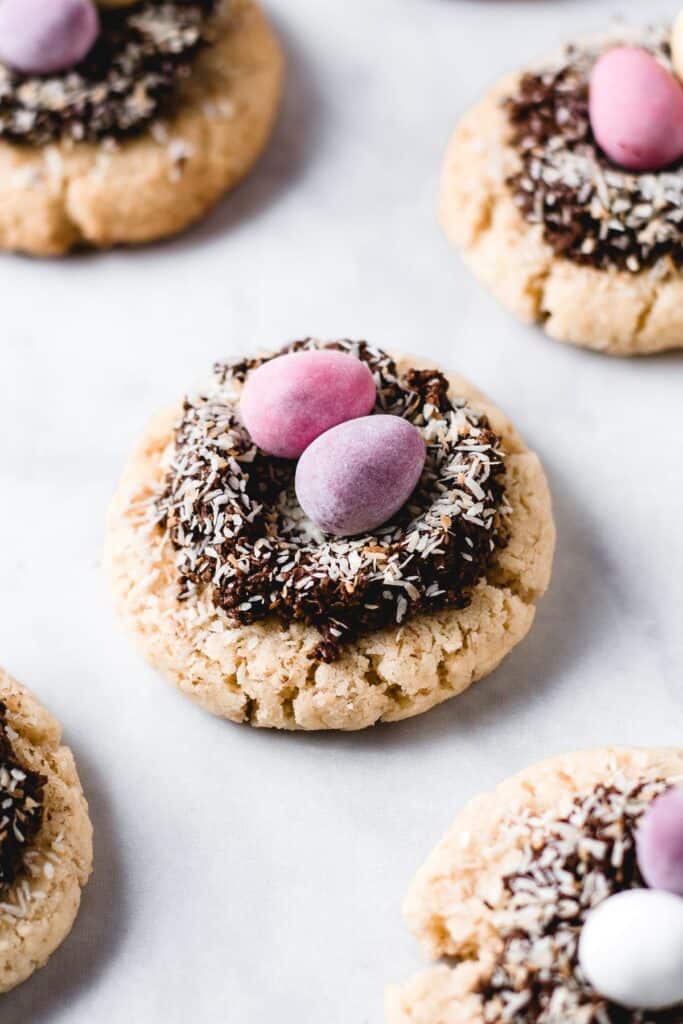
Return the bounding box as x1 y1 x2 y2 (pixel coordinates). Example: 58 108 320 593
0 668 93 994
0 0 284 255
386 746 683 1024
440 74 683 355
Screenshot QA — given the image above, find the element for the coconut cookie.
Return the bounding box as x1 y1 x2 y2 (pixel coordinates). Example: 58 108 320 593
0 0 283 255
105 339 554 731
0 668 93 993
387 747 683 1024
441 20 683 355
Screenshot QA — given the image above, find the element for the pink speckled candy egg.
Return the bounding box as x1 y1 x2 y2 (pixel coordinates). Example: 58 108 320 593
0 0 99 76
589 47 683 171
637 788 683 896
295 415 426 536
240 350 376 459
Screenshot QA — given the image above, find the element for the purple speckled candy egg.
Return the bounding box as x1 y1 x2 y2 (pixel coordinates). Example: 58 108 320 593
637 788 683 896
589 47 683 171
0 0 99 76
295 414 426 537
240 350 376 459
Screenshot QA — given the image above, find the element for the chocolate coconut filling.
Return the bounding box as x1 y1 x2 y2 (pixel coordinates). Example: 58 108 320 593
0 702 44 893
0 0 216 145
506 32 683 274
477 777 683 1024
155 340 507 662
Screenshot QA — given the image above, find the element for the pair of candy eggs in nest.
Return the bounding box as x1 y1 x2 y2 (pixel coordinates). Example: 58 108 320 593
590 14 683 172
578 787 683 1011
0 0 137 79
239 351 427 538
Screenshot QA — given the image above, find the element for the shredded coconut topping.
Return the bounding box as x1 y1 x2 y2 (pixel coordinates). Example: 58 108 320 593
154 340 507 660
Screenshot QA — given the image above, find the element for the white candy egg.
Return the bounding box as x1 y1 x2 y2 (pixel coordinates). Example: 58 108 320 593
673 10 683 82
579 890 683 1010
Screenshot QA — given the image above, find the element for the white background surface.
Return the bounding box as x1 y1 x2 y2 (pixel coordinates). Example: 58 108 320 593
0 1 681 1021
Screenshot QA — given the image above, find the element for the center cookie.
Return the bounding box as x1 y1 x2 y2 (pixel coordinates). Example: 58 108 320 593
0 0 283 254
388 747 683 1024
105 339 554 731
441 21 683 355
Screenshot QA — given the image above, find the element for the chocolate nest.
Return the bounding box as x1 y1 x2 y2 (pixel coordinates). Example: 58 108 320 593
0 702 45 892
0 0 216 145
505 31 683 273
155 340 507 661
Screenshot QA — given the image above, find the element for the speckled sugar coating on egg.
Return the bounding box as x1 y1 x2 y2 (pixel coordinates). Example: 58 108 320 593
240 349 377 459
295 414 426 536
589 47 683 171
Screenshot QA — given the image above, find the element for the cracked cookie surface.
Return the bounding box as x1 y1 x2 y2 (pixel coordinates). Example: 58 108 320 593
440 31 683 356
0 669 92 994
104 352 554 731
0 0 283 255
387 747 683 1024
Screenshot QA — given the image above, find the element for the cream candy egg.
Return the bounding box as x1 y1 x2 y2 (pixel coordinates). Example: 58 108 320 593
589 47 683 171
579 890 683 1010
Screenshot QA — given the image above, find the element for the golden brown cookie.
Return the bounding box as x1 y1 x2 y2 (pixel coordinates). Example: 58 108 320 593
440 27 683 356
0 668 93 993
0 0 283 255
387 747 683 1023
104 342 554 731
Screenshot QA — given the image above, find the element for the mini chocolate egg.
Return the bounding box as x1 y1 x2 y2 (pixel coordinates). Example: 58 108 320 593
589 47 683 171
579 890 683 1010
637 788 683 896
672 10 683 82
0 0 99 76
295 414 426 537
240 350 376 459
